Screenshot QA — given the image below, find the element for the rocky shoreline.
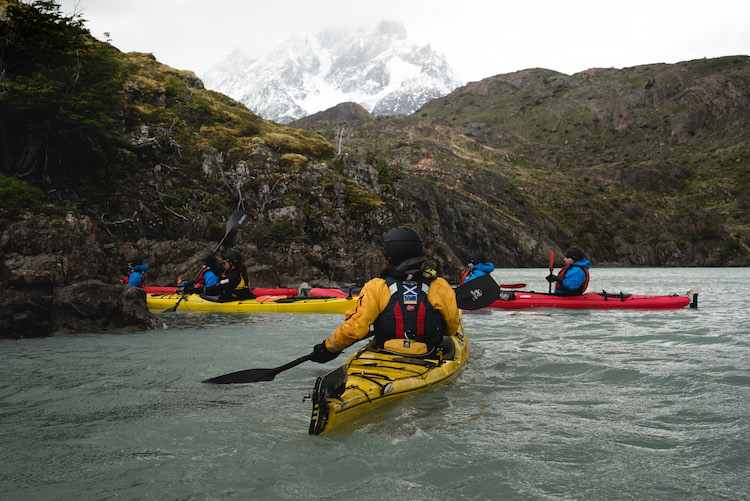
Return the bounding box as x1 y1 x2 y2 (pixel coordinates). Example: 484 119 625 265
2 200 747 339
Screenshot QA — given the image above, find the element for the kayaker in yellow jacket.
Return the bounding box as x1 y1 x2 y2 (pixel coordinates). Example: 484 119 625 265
310 226 460 363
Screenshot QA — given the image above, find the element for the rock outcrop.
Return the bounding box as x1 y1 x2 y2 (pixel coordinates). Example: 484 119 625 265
1 261 165 339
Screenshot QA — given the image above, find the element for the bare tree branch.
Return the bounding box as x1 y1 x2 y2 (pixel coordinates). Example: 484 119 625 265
164 206 189 221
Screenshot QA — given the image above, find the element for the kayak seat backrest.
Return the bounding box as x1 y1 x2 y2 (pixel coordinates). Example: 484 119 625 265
368 335 456 360
383 339 429 356
599 291 633 301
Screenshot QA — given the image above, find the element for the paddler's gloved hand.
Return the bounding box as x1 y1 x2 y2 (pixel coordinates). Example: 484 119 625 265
311 342 340 363
546 273 563 284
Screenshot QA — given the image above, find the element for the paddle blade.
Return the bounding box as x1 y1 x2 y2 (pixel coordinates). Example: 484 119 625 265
226 209 249 234
202 353 314 385
549 250 554 293
202 368 278 384
455 274 501 310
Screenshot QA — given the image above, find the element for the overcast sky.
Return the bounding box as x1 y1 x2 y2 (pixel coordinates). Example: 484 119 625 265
58 0 750 84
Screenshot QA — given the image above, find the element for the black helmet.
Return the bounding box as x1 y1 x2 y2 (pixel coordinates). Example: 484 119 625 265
468 251 486 265
127 256 142 266
222 249 242 265
382 226 423 266
564 247 585 261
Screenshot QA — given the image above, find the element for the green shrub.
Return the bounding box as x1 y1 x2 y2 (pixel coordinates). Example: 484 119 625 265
0 174 42 211
268 219 307 243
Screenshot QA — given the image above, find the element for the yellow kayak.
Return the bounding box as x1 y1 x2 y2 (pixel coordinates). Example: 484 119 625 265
146 293 358 314
309 315 469 435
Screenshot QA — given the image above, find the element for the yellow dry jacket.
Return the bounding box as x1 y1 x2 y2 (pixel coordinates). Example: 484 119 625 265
324 275 460 352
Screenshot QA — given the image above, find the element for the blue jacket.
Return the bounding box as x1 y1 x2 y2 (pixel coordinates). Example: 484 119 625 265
556 259 591 295
180 269 220 288
202 270 220 287
125 264 149 287
463 262 495 283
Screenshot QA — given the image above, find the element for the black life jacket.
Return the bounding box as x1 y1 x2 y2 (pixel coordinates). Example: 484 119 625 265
372 276 445 348
205 268 252 300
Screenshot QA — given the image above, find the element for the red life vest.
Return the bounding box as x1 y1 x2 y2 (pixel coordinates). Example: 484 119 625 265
372 277 445 348
194 266 209 287
555 264 590 294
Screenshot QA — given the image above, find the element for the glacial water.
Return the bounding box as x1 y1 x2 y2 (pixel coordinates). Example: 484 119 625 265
1 267 749 500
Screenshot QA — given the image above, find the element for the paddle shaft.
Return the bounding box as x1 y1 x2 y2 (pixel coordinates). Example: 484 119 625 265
264 354 314 379
202 353 314 384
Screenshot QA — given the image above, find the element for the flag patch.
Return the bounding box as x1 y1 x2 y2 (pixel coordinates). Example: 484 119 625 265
403 283 418 304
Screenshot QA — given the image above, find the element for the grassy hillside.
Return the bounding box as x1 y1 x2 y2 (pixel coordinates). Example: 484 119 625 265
295 57 750 265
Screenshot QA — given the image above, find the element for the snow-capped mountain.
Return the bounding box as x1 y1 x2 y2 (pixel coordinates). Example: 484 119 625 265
201 21 463 124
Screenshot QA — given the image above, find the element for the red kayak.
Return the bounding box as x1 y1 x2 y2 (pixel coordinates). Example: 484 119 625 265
309 287 359 298
487 287 700 310
142 286 298 296
142 286 181 294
